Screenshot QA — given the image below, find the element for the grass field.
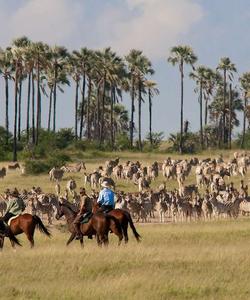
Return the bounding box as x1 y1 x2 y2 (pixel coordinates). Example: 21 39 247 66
1 150 250 300
2 220 250 299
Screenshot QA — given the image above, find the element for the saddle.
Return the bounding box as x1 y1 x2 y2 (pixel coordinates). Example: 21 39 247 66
103 208 113 214
80 212 93 224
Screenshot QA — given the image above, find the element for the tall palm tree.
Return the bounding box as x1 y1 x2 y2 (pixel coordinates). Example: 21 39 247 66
239 72 250 148
11 45 23 161
0 48 13 145
125 50 142 148
168 45 197 153
144 80 159 146
12 37 30 141
217 57 237 146
48 46 69 132
126 50 154 150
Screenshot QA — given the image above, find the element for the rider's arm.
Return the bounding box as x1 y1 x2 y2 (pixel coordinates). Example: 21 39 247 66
5 199 14 213
97 190 104 205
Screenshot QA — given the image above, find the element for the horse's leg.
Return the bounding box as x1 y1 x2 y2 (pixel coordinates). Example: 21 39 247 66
26 233 34 248
96 234 101 247
66 233 76 246
79 237 84 248
123 222 129 244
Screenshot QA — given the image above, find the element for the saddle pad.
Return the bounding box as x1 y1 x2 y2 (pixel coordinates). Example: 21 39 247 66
80 212 93 224
8 215 20 226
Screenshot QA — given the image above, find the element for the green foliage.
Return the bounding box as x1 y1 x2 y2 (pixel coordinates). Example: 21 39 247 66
168 132 200 154
25 160 49 175
24 151 71 175
115 133 130 150
236 130 250 149
145 132 164 148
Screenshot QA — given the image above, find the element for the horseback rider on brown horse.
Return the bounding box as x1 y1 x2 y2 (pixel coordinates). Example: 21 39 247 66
73 188 93 240
2 188 26 227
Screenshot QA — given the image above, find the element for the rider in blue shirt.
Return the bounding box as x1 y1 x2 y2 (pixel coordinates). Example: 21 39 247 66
97 181 115 212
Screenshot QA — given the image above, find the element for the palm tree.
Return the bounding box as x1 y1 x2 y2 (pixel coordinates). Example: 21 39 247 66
168 45 197 153
239 72 250 148
11 45 23 161
217 57 237 145
0 48 13 145
48 46 69 132
126 50 154 150
144 80 159 146
12 37 31 141
209 86 243 144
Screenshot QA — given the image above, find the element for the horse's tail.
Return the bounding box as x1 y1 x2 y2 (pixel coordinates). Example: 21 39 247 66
33 215 51 237
106 215 123 236
123 210 141 242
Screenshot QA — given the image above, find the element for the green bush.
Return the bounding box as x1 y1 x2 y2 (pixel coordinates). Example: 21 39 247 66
25 160 49 175
115 133 130 150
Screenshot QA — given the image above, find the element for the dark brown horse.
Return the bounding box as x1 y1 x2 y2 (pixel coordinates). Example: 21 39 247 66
92 200 141 244
0 214 51 249
0 221 21 250
55 202 123 247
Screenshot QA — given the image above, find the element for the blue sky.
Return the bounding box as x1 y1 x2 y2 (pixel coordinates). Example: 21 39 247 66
0 0 250 138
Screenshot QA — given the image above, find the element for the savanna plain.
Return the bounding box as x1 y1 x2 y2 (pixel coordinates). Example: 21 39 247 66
1 151 250 300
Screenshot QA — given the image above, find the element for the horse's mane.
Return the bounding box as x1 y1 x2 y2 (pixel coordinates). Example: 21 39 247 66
61 200 78 213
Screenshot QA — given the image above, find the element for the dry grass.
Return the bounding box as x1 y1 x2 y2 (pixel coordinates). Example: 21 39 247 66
1 220 250 299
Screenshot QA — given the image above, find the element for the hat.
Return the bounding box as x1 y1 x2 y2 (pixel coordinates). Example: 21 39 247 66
10 188 19 197
101 181 110 188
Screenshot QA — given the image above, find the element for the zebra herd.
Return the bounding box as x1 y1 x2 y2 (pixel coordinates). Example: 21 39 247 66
0 152 250 224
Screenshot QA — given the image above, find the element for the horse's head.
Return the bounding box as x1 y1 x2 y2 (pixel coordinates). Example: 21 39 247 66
55 201 64 220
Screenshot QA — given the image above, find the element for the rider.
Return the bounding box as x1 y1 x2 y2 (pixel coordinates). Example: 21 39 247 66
73 188 92 240
97 181 115 212
2 188 26 225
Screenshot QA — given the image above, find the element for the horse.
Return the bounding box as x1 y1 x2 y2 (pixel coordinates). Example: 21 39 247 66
55 201 123 247
0 214 51 249
0 221 21 251
92 200 141 244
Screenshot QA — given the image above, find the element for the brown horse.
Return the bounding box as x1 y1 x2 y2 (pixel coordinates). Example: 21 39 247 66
92 200 141 244
55 202 123 247
0 214 51 249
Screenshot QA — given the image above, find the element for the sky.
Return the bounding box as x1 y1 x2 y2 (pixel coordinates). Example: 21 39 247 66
0 0 250 138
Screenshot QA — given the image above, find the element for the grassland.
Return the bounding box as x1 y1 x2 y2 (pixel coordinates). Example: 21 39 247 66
1 150 250 300
2 220 250 299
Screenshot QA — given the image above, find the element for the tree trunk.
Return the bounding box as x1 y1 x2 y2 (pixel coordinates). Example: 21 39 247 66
75 79 79 139
97 84 101 141
31 71 35 144
53 66 57 132
100 76 106 143
180 60 184 154
79 72 86 139
13 66 18 162
149 88 153 146
228 84 232 149
18 79 22 141
241 91 247 149
222 69 227 146
138 79 142 151
130 77 135 148
36 61 40 145
5 76 9 145
111 87 115 149
48 87 53 131
87 77 92 139
26 72 31 141
199 81 203 149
